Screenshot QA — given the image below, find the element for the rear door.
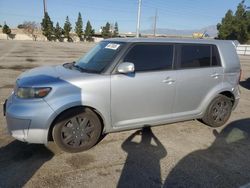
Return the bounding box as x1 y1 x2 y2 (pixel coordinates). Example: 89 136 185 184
111 43 176 128
173 44 223 117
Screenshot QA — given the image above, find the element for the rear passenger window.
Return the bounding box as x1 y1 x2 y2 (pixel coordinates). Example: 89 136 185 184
180 45 211 68
212 45 221 66
124 44 173 72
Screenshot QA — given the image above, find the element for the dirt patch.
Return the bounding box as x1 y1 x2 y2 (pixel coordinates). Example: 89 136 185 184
0 64 37 70
26 58 36 62
0 84 14 89
97 171 111 177
0 141 54 188
46 142 64 155
11 55 78 59
66 153 95 169
12 50 31 53
99 138 119 145
35 174 66 188
62 50 88 53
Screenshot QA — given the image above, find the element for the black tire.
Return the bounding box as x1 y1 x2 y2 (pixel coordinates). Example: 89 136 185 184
52 107 102 153
202 94 233 127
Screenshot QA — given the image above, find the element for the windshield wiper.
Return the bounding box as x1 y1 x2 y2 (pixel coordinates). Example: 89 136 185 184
72 62 99 73
63 62 74 69
73 64 84 72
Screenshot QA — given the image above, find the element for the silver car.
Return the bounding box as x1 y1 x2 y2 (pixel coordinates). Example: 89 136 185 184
4 38 241 152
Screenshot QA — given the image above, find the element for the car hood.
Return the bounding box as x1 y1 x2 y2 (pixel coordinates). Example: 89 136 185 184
17 65 97 87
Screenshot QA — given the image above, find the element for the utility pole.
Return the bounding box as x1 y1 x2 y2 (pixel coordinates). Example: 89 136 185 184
43 0 47 15
153 9 158 37
136 0 142 38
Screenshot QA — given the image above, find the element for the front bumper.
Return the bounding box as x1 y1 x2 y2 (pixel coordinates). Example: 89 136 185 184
4 94 55 144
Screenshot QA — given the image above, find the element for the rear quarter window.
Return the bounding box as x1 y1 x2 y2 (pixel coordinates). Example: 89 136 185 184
212 45 221 66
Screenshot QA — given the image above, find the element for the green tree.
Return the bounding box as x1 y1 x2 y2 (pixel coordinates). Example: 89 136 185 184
101 22 112 39
41 12 54 41
113 22 119 37
75 12 83 41
55 22 63 42
17 24 25 29
234 2 248 43
64 16 72 42
2 23 11 35
247 9 250 35
0 24 2 28
84 20 95 42
217 1 249 43
217 10 236 40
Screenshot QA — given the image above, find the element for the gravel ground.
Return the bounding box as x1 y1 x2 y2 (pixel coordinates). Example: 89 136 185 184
0 40 250 188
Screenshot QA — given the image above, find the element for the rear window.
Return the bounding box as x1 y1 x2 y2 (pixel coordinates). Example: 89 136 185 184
124 44 174 72
179 44 222 69
180 45 211 68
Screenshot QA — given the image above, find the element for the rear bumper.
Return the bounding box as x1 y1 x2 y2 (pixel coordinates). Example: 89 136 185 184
5 94 55 144
232 86 240 110
233 97 240 110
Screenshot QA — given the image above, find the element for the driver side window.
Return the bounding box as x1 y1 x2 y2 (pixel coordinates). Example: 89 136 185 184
123 44 174 72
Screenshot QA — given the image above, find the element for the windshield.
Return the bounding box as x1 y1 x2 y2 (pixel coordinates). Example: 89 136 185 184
75 41 124 73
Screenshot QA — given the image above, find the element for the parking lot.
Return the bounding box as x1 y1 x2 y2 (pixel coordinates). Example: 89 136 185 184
0 40 250 188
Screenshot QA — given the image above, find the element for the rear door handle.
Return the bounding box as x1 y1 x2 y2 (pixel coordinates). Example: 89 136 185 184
210 73 221 79
162 77 175 84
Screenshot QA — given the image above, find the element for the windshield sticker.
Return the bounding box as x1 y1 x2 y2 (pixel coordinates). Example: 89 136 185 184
105 43 120 50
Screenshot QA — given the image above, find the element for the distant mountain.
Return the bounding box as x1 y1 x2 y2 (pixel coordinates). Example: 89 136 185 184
141 25 218 37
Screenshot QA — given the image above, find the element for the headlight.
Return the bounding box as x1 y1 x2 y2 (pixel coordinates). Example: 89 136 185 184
16 87 51 99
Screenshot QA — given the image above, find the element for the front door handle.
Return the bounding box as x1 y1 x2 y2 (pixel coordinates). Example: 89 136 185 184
162 77 175 84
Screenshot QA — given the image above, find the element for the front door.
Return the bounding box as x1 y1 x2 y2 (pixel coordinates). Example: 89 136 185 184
111 43 176 128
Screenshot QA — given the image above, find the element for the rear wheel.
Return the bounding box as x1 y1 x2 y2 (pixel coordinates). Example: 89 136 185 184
202 94 233 127
52 108 102 153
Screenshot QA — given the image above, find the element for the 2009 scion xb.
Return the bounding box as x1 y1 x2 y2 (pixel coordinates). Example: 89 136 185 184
4 38 241 152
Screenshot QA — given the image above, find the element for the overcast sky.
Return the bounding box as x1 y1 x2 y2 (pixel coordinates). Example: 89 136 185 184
0 0 243 32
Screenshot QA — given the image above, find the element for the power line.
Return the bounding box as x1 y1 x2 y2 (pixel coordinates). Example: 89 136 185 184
0 11 140 23
142 1 218 20
63 1 137 14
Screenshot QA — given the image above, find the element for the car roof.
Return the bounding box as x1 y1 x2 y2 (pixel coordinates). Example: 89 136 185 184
104 37 233 45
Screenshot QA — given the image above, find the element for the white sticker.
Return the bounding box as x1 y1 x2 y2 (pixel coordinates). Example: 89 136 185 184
105 43 120 50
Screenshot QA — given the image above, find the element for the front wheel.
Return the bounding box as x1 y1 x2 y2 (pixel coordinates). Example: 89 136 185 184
52 108 102 153
202 94 233 127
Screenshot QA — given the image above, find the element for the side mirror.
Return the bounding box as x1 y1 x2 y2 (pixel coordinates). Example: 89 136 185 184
117 62 135 74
